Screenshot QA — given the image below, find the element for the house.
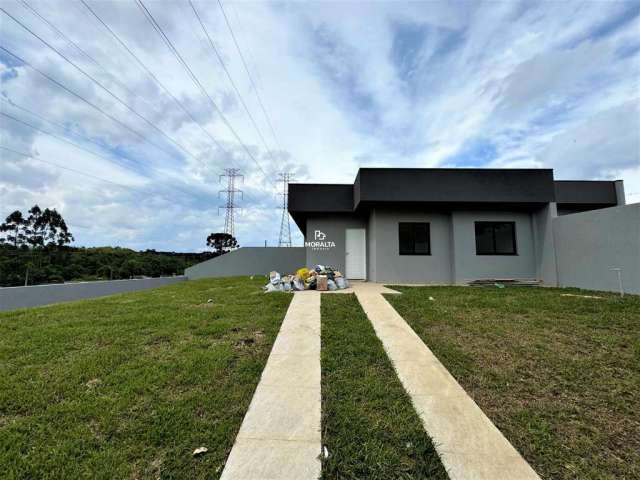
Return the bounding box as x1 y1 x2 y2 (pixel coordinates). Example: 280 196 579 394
287 168 626 285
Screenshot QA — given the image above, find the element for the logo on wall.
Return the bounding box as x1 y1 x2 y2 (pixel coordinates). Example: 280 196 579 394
305 230 336 251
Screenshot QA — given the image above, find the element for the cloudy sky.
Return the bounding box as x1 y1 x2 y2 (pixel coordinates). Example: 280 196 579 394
1 0 639 251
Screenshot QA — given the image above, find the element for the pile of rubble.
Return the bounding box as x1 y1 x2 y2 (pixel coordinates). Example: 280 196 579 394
264 265 349 292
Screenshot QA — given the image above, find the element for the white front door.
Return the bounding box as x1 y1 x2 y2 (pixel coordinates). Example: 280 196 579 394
345 228 366 279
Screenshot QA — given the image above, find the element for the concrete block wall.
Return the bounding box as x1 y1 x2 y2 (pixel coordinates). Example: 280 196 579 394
553 203 639 294
185 247 306 279
0 276 186 312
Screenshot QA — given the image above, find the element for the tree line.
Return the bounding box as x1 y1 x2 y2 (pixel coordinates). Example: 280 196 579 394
0 206 217 287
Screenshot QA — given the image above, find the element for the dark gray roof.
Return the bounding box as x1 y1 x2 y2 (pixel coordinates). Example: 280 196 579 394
554 180 618 206
288 168 621 230
288 183 353 213
354 168 555 206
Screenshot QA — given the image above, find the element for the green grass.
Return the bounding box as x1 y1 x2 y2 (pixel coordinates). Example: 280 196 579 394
386 286 640 480
0 277 292 479
321 294 447 480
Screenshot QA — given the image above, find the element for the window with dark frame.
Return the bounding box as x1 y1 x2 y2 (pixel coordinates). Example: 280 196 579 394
475 221 517 255
399 222 431 255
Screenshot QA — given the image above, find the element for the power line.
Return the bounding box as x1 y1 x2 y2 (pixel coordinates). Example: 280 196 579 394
219 168 243 238
1 6 199 163
0 106 211 203
20 0 146 107
1 145 141 191
1 98 138 168
188 0 279 168
1 110 134 173
0 46 173 161
75 0 274 211
217 0 284 153
135 0 275 188
78 0 235 165
0 144 218 209
277 172 293 247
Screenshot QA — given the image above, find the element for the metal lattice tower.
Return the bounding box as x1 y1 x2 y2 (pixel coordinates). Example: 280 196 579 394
219 168 243 238
278 172 294 247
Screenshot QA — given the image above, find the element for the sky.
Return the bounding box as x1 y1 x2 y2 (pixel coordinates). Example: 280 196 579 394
1 0 639 252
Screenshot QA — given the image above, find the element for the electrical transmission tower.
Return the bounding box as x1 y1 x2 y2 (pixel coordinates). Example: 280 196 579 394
278 172 294 247
219 168 243 238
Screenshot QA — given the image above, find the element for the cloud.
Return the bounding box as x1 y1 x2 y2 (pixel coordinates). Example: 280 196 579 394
539 101 640 179
0 0 638 253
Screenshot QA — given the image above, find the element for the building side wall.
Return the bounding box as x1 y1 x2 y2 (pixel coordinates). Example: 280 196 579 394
0 276 186 312
185 247 306 279
452 211 537 283
553 204 640 294
533 202 559 286
368 208 453 283
305 215 367 275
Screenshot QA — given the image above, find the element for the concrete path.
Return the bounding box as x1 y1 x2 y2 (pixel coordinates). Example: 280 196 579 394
220 291 321 480
352 282 540 480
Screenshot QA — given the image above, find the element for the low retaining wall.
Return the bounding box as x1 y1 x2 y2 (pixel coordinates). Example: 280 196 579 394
553 203 639 294
0 276 187 312
185 247 306 280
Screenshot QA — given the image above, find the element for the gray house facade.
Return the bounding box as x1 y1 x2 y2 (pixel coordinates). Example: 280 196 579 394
288 168 626 285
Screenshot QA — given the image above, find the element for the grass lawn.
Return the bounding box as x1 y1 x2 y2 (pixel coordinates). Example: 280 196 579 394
387 286 640 480
0 277 291 479
321 293 447 479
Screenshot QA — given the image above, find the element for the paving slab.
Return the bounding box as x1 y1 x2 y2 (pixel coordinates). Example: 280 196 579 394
352 282 540 480
220 291 321 480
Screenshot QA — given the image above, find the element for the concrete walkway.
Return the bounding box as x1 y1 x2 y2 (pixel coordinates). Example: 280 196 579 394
352 282 540 480
220 291 321 480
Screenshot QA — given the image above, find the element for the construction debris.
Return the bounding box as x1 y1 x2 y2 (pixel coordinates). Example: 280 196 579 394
322 445 330 459
264 265 349 292
192 447 208 456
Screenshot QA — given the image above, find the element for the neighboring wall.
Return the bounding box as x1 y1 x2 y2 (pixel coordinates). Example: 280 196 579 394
369 208 453 283
553 204 639 294
0 276 186 312
185 247 306 280
452 211 537 283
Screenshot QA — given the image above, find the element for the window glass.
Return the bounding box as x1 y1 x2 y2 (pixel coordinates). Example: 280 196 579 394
414 223 430 254
475 221 517 255
494 223 516 254
399 223 413 255
399 222 430 255
475 223 494 254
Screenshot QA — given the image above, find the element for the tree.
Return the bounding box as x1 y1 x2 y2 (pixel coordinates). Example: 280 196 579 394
0 210 29 248
206 232 238 253
38 208 74 247
0 206 74 249
26 205 45 248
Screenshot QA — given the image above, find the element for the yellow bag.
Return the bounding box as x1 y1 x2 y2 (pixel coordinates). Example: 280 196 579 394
296 267 310 280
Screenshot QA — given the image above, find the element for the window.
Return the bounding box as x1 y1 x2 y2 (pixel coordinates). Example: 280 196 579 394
475 221 517 255
399 222 430 255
